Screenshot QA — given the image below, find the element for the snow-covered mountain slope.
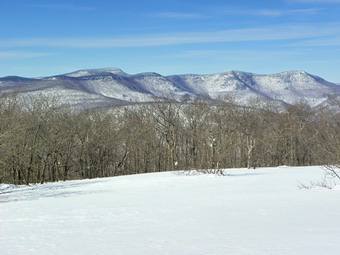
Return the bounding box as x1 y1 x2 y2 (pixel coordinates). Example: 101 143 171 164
168 71 275 105
0 75 126 110
1 166 339 255
247 71 338 106
0 68 339 109
168 70 339 106
64 67 128 78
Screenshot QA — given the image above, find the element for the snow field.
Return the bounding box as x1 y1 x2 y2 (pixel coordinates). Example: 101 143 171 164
0 166 339 255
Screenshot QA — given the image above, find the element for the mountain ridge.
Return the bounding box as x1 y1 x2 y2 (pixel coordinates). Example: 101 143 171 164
0 68 339 110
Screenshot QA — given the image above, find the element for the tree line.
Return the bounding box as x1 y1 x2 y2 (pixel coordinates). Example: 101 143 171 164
0 95 339 184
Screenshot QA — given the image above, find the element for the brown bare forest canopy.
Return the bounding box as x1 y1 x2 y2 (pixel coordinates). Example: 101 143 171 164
0 96 339 185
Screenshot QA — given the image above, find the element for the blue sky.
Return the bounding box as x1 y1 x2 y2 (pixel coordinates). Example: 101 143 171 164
1 0 340 82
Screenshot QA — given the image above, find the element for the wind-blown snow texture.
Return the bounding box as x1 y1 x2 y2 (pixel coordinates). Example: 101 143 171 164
0 68 339 109
1 166 339 255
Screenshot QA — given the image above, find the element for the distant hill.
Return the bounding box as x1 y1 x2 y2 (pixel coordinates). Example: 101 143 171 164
0 68 339 110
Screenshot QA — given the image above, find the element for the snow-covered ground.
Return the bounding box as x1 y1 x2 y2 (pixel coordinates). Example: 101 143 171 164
0 166 339 255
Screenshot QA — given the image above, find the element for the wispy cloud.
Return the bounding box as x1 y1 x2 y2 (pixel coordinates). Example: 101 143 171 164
29 4 96 11
0 23 339 49
292 0 340 3
152 7 322 20
153 12 203 19
170 49 307 63
222 8 323 17
0 51 54 60
286 37 340 46
176 49 308 57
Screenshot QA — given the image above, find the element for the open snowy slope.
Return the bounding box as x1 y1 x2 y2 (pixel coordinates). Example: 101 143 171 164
1 166 339 255
1 68 339 109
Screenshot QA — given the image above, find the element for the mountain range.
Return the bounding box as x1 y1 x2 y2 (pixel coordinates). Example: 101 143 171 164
0 68 339 110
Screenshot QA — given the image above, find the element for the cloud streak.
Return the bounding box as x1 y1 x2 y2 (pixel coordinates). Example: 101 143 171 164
152 12 203 19
222 8 323 17
29 4 96 11
176 49 310 58
286 37 340 46
0 51 54 60
0 23 339 49
152 7 323 20
293 0 340 2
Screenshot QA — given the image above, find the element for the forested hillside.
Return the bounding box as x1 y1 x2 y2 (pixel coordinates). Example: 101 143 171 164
0 96 339 185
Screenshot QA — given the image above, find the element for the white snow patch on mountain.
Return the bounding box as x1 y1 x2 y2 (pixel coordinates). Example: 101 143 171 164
65 67 128 77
